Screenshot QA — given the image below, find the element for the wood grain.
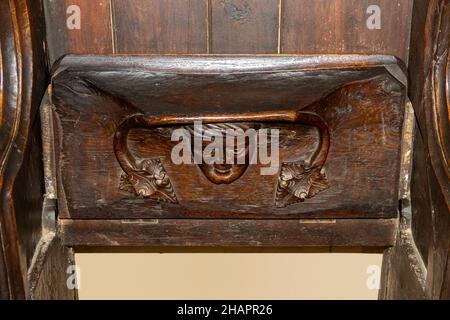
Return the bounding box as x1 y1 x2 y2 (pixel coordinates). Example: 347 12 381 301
281 0 413 63
3 0 449 301
379 233 427 299
0 0 48 299
112 0 207 54
43 0 113 67
380 0 450 299
409 0 450 299
210 0 279 53
49 55 406 220
60 218 398 247
41 1 415 60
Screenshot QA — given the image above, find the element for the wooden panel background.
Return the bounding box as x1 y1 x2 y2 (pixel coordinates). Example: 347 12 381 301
113 0 207 53
43 0 413 67
281 0 412 60
44 0 114 67
209 0 279 53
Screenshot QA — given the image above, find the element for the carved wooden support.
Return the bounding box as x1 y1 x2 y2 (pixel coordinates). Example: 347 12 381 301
380 0 450 300
419 0 450 299
114 111 330 207
0 0 76 300
50 55 406 221
0 0 47 299
426 0 449 202
0 0 447 301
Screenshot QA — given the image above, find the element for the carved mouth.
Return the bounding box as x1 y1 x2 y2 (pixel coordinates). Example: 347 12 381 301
213 164 232 175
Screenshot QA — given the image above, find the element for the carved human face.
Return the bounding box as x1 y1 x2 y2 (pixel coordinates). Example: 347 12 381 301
198 138 249 184
188 123 257 184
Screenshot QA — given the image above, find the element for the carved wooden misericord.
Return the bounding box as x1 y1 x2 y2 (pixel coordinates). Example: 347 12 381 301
1 0 449 301
47 55 407 222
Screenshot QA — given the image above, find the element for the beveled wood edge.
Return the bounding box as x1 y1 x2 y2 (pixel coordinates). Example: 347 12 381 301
398 101 415 215
379 217 427 299
73 246 386 254
59 218 398 248
52 54 407 86
40 91 57 200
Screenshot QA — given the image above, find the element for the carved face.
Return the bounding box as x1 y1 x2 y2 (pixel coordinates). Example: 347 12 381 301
187 123 258 184
198 138 249 184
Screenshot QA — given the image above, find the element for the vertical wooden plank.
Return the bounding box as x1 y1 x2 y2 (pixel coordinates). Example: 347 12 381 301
43 0 113 68
281 0 413 63
113 0 207 54
210 0 279 53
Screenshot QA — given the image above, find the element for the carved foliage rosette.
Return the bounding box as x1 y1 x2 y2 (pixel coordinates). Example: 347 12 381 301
275 161 329 208
119 158 177 203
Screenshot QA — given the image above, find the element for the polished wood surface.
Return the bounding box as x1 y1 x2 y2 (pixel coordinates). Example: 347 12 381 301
408 0 449 299
0 0 48 299
281 0 413 61
60 218 398 248
0 0 449 300
49 55 406 221
380 0 450 300
43 0 413 66
210 0 279 53
43 0 113 67
113 0 208 54
0 0 76 300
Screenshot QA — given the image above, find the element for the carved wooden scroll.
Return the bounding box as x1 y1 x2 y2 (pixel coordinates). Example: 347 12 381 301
113 111 330 207
427 0 449 203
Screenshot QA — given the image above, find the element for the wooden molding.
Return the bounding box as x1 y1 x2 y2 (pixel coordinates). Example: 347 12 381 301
0 0 47 300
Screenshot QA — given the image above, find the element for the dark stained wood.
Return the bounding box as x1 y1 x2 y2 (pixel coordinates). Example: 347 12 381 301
426 167 450 299
40 1 414 62
410 132 433 265
43 0 113 68
410 0 450 300
13 117 45 278
379 105 427 299
113 110 329 202
281 0 413 63
0 0 48 299
60 218 398 247
380 0 450 299
22 100 78 300
4 0 449 300
210 0 279 53
408 0 444 270
379 221 427 300
49 55 406 220
0 0 77 300
113 0 207 54
28 235 77 300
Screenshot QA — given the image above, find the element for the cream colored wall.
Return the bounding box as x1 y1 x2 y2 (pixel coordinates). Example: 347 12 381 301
75 253 382 299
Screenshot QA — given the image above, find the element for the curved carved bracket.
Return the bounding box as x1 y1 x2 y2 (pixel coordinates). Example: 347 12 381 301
424 0 450 204
275 112 330 207
114 110 330 207
0 0 48 299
